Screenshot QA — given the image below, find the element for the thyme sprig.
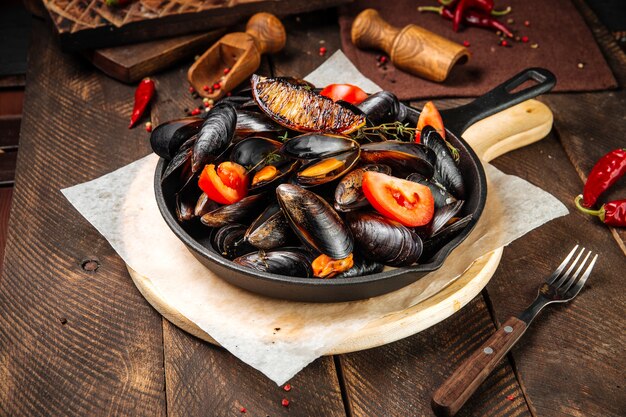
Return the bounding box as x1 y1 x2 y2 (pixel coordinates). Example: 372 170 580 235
245 150 282 173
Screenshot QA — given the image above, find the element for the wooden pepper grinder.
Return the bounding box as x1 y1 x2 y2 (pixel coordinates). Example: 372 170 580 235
351 9 470 82
188 13 286 100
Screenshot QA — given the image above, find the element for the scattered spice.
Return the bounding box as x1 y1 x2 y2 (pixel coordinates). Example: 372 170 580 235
202 85 210 92
462 40 470 47
213 82 221 90
145 121 153 132
530 43 539 49
281 399 290 407
188 86 195 94
319 46 327 56
577 62 585 69
239 406 247 413
506 394 515 401
283 383 292 392
521 36 529 43
506 18 514 24
224 67 231 75
59 317 68 325
190 108 201 116
128 78 155 129
524 20 530 27
499 39 510 47
203 98 214 107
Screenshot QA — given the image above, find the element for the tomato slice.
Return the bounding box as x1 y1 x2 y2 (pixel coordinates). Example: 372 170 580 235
416 101 445 143
198 162 248 205
362 171 434 227
320 84 368 105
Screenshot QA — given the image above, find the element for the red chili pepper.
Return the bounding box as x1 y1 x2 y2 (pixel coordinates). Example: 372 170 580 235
575 196 626 227
128 78 155 129
579 148 626 208
419 6 514 38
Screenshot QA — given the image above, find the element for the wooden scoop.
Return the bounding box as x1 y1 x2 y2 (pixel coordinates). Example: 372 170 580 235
351 9 470 82
188 13 286 100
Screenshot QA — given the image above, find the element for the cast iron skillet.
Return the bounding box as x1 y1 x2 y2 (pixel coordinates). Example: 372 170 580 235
155 68 556 302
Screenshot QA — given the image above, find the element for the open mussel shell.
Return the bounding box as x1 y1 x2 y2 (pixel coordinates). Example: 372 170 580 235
162 138 194 184
150 117 203 160
194 192 220 217
211 224 256 260
357 91 401 125
230 136 283 167
191 102 237 173
415 200 465 239
296 149 361 187
233 249 313 278
407 172 457 209
334 164 391 212
245 203 297 250
347 212 422 267
421 214 473 262
281 134 359 160
360 141 435 178
421 126 465 199
277 184 353 259
235 109 282 137
175 177 202 222
200 193 269 228
335 253 384 278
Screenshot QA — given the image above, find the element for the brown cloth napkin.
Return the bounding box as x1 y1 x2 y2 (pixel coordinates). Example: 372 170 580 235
339 0 618 99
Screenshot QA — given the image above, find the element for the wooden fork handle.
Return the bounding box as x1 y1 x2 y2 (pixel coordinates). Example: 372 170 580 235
431 317 527 417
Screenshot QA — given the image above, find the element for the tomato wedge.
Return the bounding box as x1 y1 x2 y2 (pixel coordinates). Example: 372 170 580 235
198 162 248 205
416 101 445 143
320 84 368 105
362 171 434 227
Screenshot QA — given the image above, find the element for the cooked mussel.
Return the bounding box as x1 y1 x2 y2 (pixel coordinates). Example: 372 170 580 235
245 202 297 250
235 109 282 136
406 173 457 209
335 253 384 278
251 74 366 134
212 224 256 260
281 134 359 160
421 214 473 261
200 193 268 228
334 164 391 212
161 137 195 184
191 102 237 173
296 150 361 187
230 137 283 167
150 117 203 160
357 91 401 125
347 212 422 267
277 184 353 259
234 249 313 277
415 200 465 239
195 192 220 217
360 141 436 178
421 126 465 198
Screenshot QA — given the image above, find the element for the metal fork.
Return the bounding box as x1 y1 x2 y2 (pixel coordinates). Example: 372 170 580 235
431 246 598 417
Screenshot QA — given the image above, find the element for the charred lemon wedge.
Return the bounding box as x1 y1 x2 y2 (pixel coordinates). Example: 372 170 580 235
251 75 366 135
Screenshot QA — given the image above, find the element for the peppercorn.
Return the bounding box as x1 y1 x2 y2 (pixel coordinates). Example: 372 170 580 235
145 122 152 132
283 383 292 391
463 40 470 47
521 36 529 43
224 67 231 75
281 399 290 407
202 85 209 92
190 108 201 116
319 46 327 56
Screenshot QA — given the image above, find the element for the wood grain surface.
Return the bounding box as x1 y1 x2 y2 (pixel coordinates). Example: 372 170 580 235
0 188 12 274
0 3 623 417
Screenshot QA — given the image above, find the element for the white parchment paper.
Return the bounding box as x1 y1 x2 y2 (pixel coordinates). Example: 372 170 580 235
61 52 568 385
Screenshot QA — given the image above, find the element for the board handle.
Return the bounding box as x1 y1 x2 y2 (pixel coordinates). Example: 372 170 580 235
246 13 286 54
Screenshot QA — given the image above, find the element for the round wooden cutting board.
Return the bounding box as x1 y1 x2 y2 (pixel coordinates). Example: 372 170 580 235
128 99 553 355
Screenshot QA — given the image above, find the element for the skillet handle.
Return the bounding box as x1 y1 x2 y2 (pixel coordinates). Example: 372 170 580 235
439 68 556 135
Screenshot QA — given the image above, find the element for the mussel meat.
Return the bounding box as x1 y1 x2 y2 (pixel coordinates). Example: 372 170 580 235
335 253 384 278
234 249 313 277
360 141 436 178
277 184 353 259
347 212 422 266
191 102 237 172
421 126 465 198
296 150 361 187
334 164 391 212
150 117 203 160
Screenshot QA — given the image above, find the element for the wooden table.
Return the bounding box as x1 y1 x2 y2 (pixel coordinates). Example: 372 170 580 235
1 1 624 416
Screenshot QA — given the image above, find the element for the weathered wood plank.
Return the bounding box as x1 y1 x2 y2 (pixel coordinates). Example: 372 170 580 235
487 130 626 417
0 149 17 184
0 21 167 417
340 297 531 417
0 187 12 274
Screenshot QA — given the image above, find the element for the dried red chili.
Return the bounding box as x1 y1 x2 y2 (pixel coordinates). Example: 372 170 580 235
128 78 155 128
575 197 626 227
419 6 513 38
579 148 626 208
